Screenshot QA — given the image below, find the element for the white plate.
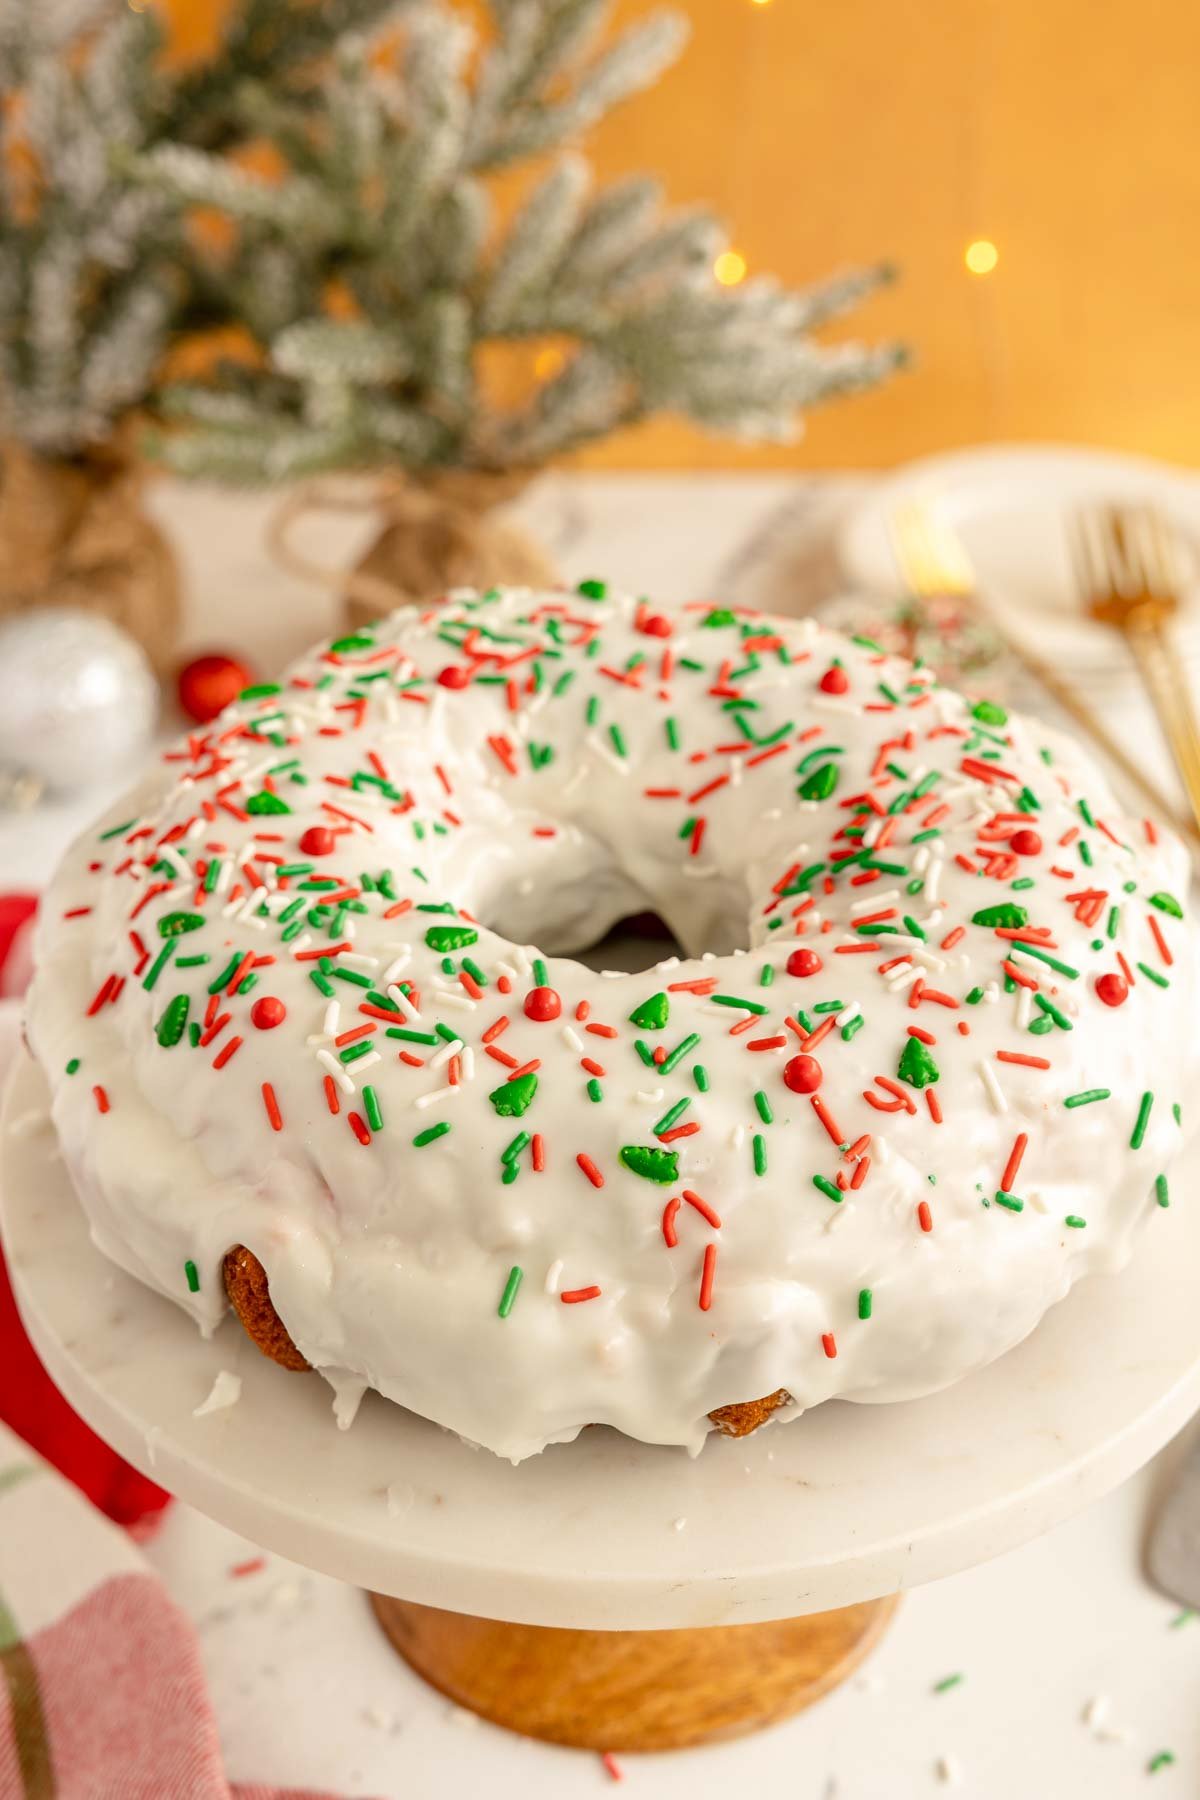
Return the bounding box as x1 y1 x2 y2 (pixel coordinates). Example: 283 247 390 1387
837 444 1200 672
6 1050 1200 1630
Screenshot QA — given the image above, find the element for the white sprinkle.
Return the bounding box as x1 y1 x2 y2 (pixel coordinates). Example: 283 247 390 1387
389 985 421 1022
435 990 477 1012
672 1517 687 1532
193 1370 242 1417
340 951 378 973
460 1047 475 1082
382 952 411 985
835 1002 861 1028
317 1049 355 1094
979 1059 1008 1114
935 1754 962 1786
636 1089 666 1105
561 1025 584 1053
1082 1696 1110 1729
851 888 902 915
430 1037 465 1070
348 1050 381 1075
729 1124 746 1148
544 1259 563 1295
415 1083 461 1110
322 1001 341 1037
1016 985 1033 1029
925 857 943 905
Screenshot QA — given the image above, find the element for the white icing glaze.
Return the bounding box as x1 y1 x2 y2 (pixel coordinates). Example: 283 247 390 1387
26 585 1193 1460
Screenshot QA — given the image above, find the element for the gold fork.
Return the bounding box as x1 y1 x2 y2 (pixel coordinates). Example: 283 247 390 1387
1071 502 1200 838
889 501 1192 840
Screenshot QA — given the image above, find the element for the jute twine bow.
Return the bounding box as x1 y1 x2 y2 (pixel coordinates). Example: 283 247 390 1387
0 440 180 673
267 468 558 628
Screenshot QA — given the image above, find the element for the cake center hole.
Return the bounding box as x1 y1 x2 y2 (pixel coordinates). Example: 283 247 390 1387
573 911 685 977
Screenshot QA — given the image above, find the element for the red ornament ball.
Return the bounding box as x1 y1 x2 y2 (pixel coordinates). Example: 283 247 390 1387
1010 828 1043 857
524 985 562 1022
437 665 471 689
783 1053 823 1094
299 826 336 857
1096 972 1129 1008
638 614 673 638
251 996 287 1031
787 947 823 978
819 664 849 695
177 653 254 725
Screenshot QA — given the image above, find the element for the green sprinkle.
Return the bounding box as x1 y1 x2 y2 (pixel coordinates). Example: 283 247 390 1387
498 1266 523 1318
1033 993 1073 1030
971 903 1028 928
142 940 175 992
1010 940 1080 979
693 1064 710 1092
502 1132 531 1164
585 695 600 727
711 994 769 1014
1131 1091 1154 1149
1149 891 1183 918
245 790 291 816
933 1672 965 1694
586 1077 603 1102
1064 1088 1111 1108
759 964 774 987
1147 1752 1175 1774
841 1014 865 1042
965 986 985 1004
653 1097 690 1135
577 578 607 599
897 1035 939 1088
340 1039 374 1065
813 1174 842 1203
413 1122 451 1147
798 762 839 801
902 914 926 940
1065 1215 1087 1229
1169 1609 1196 1628
994 1191 1024 1212
155 994 189 1048
1155 1173 1170 1208
858 1288 873 1319
665 717 680 750
752 1134 767 1175
65 1057 80 1075
972 699 1007 726
532 958 549 988
629 992 670 1030
184 1259 199 1293
208 954 241 995
308 969 335 998
1138 961 1170 988
620 1145 679 1183
99 817 136 840
158 910 204 937
754 1090 773 1124
331 966 371 988
363 1086 383 1132
424 924 478 953
489 1072 538 1118
608 723 628 758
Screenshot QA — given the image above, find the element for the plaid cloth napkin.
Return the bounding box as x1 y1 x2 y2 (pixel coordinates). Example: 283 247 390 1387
0 1423 369 1800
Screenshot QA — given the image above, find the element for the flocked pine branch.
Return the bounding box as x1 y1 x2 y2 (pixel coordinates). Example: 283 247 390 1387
0 0 408 457
130 0 902 480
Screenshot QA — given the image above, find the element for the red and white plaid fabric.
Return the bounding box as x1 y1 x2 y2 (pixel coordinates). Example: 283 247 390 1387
0 1425 370 1800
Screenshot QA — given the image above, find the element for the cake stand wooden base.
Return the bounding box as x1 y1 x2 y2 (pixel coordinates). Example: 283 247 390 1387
368 1593 899 1751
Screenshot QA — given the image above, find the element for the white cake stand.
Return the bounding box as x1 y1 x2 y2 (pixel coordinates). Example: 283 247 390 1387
6 1048 1200 1751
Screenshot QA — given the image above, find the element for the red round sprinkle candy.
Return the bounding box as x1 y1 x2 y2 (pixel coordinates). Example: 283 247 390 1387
250 996 287 1031
1010 828 1043 856
818 664 849 695
524 986 562 1022
787 947 823 978
437 665 470 689
299 826 335 856
783 1053 823 1094
639 614 672 638
1096 972 1129 1008
177 652 253 725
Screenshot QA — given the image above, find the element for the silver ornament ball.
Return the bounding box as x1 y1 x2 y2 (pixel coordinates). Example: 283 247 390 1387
0 608 158 794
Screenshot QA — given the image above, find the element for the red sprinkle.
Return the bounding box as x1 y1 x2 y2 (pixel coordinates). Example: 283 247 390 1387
698 1243 717 1311
917 1200 933 1232
683 1189 721 1228
92 1084 110 1114
821 1331 837 1359
1000 1131 1028 1193
262 1082 283 1132
561 1286 601 1304
662 1197 681 1247
348 1112 371 1146
576 1153 604 1188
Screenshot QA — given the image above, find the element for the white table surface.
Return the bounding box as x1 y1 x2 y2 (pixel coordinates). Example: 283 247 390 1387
8 471 1200 1796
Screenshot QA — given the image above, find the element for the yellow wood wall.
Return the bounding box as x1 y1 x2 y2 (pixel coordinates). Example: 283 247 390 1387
167 0 1200 470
